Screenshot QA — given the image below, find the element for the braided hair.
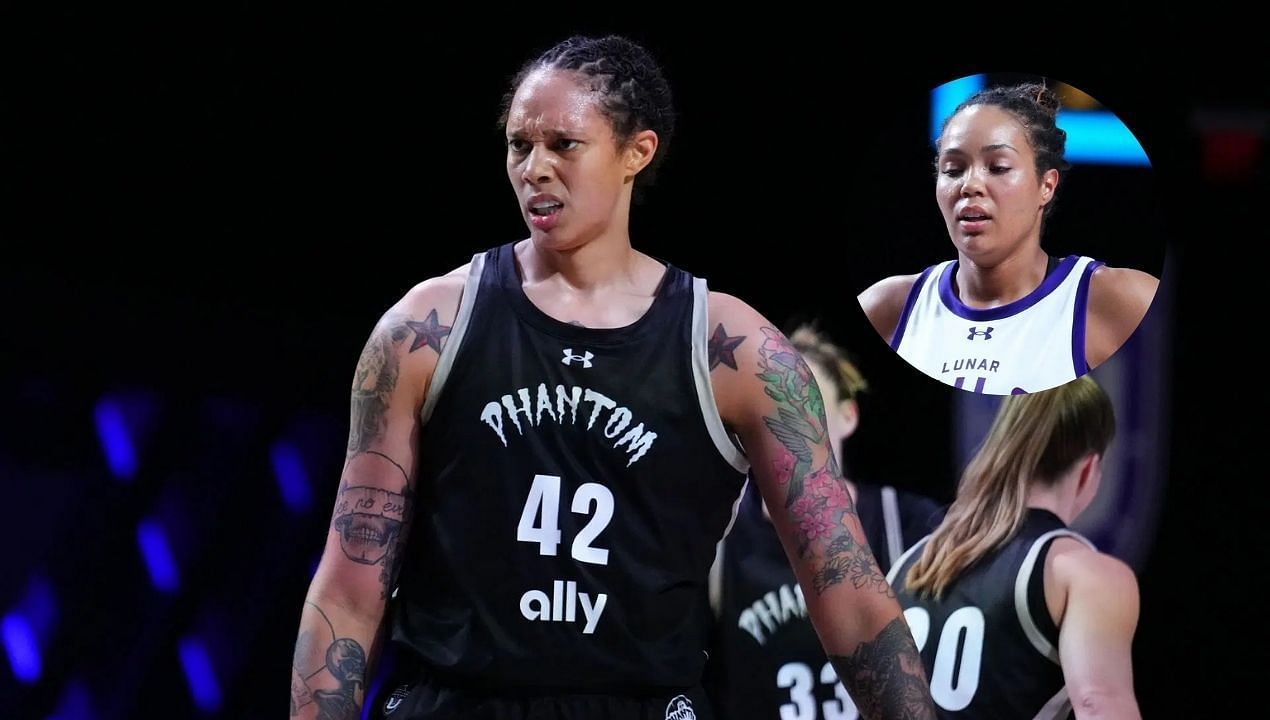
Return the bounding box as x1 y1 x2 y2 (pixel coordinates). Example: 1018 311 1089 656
501 35 676 189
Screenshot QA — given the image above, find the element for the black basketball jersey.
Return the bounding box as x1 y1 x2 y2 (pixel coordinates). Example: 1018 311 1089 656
705 480 944 719
890 509 1092 720
389 242 749 693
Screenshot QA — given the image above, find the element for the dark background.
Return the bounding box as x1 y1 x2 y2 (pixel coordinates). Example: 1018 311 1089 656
1 9 1265 718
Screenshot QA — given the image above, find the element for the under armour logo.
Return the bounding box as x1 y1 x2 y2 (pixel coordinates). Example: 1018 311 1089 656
561 348 594 368
967 326 994 340
383 683 413 715
665 695 696 720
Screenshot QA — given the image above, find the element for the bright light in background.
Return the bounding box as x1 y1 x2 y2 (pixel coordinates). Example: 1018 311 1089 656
1056 109 1151 165
930 74 1149 166
931 74 985 142
179 636 222 714
137 518 180 593
94 398 137 481
272 441 313 513
2 613 41 683
4 575 58 685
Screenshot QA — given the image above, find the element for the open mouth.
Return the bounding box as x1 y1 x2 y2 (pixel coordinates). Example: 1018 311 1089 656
529 201 563 216
957 205 992 224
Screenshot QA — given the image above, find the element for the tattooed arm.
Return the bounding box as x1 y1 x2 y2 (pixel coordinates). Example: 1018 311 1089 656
289 269 466 720
707 293 936 720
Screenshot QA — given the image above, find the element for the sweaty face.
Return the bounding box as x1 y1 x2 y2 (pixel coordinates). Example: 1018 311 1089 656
935 104 1055 267
505 69 630 250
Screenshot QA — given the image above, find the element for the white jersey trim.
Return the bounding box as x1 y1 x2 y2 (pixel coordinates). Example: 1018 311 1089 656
886 534 931 586
691 278 749 474
880 485 904 571
709 478 750 617
420 252 485 425
1032 687 1074 720
1014 528 1096 663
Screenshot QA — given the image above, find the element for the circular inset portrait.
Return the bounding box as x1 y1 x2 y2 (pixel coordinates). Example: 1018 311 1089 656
857 74 1164 395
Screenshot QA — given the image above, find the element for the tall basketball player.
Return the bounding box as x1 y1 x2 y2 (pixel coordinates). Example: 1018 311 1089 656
287 36 935 720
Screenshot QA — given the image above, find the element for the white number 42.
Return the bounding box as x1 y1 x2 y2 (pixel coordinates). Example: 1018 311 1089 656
517 474 614 565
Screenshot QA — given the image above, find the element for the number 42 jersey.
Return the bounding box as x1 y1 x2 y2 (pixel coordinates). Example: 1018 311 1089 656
390 242 750 692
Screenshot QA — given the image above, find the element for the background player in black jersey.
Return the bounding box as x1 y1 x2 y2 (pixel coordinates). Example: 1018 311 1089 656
890 377 1140 719
706 325 945 719
287 35 935 720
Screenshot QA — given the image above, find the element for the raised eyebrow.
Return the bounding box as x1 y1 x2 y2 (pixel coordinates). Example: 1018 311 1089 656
938 143 1019 158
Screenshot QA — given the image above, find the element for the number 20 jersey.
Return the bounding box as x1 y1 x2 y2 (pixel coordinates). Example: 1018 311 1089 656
390 242 750 692
889 509 1093 719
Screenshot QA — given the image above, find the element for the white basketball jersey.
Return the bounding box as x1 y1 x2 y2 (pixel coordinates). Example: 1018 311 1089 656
892 255 1102 395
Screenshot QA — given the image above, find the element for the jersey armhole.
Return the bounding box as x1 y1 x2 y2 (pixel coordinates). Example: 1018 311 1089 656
709 476 751 617
1071 258 1104 376
889 264 937 350
419 252 486 425
691 279 749 474
1014 529 1096 663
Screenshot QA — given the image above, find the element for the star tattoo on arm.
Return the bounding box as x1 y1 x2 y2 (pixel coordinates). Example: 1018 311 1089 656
406 309 451 354
709 323 746 371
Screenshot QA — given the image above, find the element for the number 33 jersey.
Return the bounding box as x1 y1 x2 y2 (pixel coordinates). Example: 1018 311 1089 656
390 242 750 691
